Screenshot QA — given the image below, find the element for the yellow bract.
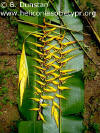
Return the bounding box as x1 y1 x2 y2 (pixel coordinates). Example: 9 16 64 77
46 60 55 66
34 66 46 71
46 77 56 82
32 33 42 38
51 73 60 78
45 52 55 59
19 43 28 106
61 41 76 46
45 69 56 75
61 55 76 64
30 98 40 102
33 58 43 63
45 27 56 33
55 94 66 99
31 48 44 56
54 108 59 127
52 64 60 70
52 81 59 85
34 72 46 79
53 101 60 109
30 108 40 111
48 86 57 92
35 80 45 86
39 112 46 122
60 69 75 74
58 86 70 90
40 103 49 107
59 76 72 82
61 48 78 55
53 54 60 59
43 88 52 92
34 87 42 94
41 95 54 100
29 42 44 48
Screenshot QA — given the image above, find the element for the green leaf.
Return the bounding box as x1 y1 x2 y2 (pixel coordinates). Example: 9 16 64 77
61 71 84 115
18 121 42 133
61 116 85 133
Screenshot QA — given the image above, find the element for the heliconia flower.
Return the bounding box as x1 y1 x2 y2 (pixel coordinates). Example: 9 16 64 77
59 76 72 82
58 86 70 90
53 101 60 109
45 69 56 75
61 48 78 55
35 80 45 86
52 81 59 85
34 72 46 79
31 48 44 56
40 103 49 107
34 87 42 94
43 88 53 92
30 98 40 102
41 95 54 100
53 54 60 59
61 41 76 46
53 45 61 51
30 108 40 111
45 52 55 59
28 41 44 48
45 60 55 66
51 73 60 78
60 55 76 64
39 112 46 122
41 36 58 43
46 77 56 82
45 28 56 33
54 108 59 127
47 86 57 92
60 69 75 74
52 64 60 70
43 88 56 92
32 33 43 38
55 94 66 99
44 45 54 51
33 58 43 63
33 66 46 71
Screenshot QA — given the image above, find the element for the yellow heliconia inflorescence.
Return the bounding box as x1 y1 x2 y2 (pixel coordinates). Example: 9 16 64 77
20 19 78 127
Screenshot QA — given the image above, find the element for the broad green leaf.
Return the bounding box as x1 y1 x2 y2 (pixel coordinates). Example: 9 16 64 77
61 116 85 133
18 121 42 133
61 71 84 115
